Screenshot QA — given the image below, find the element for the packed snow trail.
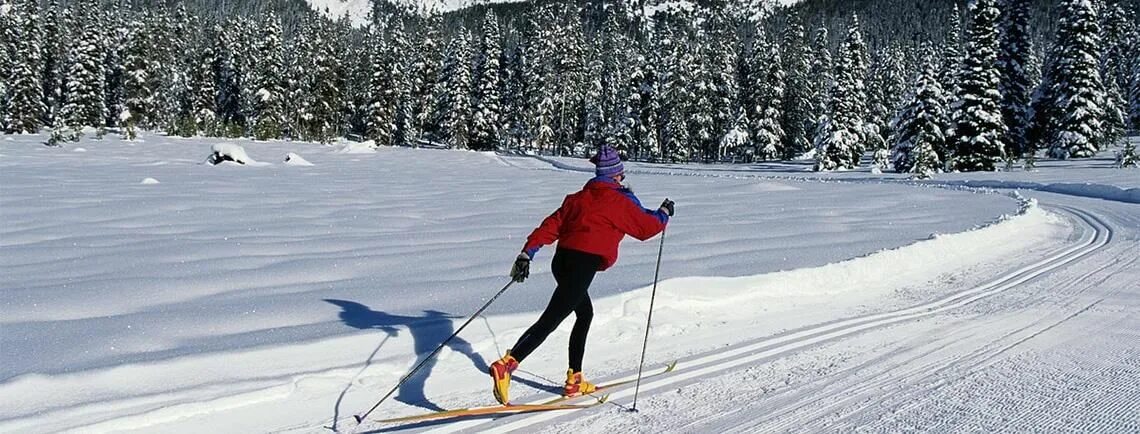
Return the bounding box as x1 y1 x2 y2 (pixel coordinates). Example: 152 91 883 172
409 194 1138 434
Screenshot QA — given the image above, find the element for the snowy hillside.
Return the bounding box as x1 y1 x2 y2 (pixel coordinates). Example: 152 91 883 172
2 134 1138 433
305 0 804 26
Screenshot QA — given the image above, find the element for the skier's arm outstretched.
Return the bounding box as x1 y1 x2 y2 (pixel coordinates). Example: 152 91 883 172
510 197 568 282
613 190 673 241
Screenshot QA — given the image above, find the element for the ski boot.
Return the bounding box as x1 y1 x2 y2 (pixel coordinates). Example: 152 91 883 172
489 353 518 404
563 369 597 397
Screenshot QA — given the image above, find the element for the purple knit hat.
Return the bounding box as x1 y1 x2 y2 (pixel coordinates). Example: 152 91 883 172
590 145 624 177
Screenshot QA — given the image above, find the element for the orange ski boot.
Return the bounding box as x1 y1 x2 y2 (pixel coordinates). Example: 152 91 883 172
563 369 597 398
489 353 519 404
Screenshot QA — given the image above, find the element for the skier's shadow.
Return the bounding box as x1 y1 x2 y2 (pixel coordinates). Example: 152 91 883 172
325 299 491 413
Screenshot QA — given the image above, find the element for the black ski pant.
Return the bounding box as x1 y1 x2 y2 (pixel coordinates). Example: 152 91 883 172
509 248 602 373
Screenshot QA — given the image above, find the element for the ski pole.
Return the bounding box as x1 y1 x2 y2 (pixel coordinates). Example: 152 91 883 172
631 227 666 412
354 280 514 424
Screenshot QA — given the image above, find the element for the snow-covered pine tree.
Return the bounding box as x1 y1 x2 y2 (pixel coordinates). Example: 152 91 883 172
364 26 393 146
581 40 605 151
1047 0 1106 159
1099 2 1131 94
250 12 285 141
60 0 107 135
41 0 62 127
389 20 415 147
102 3 127 130
308 19 343 143
638 48 663 160
939 3 964 106
749 34 784 161
1117 138 1137 168
704 7 739 161
807 27 833 158
1131 34 1140 130
690 31 718 161
1096 1 1128 150
551 7 586 155
412 13 443 145
1 2 13 133
501 33 529 151
1101 63 1127 149
950 0 1006 171
190 28 219 136
434 28 473 149
121 19 152 140
814 16 868 171
329 16 354 140
471 12 503 152
5 0 46 134
780 12 813 159
866 44 906 170
165 3 194 135
890 49 946 177
659 19 692 163
997 0 1034 160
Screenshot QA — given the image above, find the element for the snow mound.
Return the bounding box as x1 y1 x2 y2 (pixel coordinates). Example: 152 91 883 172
283 153 313 166
140 178 160 185
334 141 377 154
73 148 87 153
206 143 267 166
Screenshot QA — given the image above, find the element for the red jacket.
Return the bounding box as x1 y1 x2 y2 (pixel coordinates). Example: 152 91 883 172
523 177 669 271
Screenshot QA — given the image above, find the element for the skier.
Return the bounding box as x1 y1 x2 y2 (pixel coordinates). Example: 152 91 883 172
489 145 675 404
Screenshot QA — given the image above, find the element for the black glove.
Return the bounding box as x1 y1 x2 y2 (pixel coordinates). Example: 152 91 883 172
509 252 531 282
659 199 675 217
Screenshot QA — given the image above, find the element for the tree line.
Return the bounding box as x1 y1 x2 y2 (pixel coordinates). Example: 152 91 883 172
1 0 1137 172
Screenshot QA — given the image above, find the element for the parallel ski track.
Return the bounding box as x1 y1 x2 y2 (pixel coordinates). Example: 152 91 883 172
406 205 1111 433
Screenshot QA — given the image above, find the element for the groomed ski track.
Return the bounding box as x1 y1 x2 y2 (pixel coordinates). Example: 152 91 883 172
377 157 1139 433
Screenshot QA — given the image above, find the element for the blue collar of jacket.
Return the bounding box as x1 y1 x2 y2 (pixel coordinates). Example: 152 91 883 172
586 176 622 188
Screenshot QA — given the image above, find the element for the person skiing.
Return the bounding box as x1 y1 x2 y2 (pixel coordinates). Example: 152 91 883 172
489 145 675 404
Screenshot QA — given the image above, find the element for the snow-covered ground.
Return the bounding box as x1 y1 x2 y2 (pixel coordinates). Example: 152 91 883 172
1 134 1137 433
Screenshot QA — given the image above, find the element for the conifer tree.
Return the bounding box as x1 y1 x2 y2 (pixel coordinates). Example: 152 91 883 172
951 0 1006 171
364 27 393 146
890 51 946 177
1 4 12 132
121 19 152 139
41 0 62 126
1047 0 1106 158
471 12 503 151
807 27 833 154
781 13 813 159
1117 138 1137 168
659 20 692 162
412 14 442 145
5 0 46 133
61 0 107 134
638 48 662 160
815 16 868 171
690 35 718 161
102 4 126 130
434 28 473 149
251 13 284 140
502 34 530 151
389 20 415 147
1130 37 1140 130
190 28 219 136
750 36 784 161
998 0 1034 160
940 4 964 105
